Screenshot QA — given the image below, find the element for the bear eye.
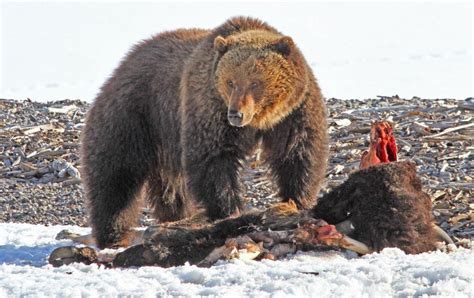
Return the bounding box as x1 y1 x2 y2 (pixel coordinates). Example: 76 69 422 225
227 80 234 89
250 81 259 90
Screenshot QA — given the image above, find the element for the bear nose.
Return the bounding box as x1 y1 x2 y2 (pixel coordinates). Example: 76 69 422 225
227 109 243 126
228 109 243 119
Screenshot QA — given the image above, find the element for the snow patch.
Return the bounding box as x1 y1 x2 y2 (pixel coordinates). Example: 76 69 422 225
0 223 473 296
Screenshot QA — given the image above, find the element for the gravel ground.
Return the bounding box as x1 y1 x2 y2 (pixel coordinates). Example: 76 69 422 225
0 97 472 241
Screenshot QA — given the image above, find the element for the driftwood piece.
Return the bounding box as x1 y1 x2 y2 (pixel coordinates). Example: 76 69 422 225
423 122 474 138
47 104 78 115
342 104 418 115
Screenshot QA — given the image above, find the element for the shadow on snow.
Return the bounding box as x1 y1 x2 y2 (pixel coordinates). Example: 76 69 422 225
0 244 62 267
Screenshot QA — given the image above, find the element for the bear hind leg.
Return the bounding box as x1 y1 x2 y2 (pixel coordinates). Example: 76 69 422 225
85 167 148 249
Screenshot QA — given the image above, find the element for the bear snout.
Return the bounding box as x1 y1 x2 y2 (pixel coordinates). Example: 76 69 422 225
227 109 244 126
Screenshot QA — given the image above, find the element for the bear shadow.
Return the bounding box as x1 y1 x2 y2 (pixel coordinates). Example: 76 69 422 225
0 244 63 267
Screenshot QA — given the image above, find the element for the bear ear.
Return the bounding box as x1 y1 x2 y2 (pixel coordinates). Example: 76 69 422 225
270 36 294 57
214 35 228 54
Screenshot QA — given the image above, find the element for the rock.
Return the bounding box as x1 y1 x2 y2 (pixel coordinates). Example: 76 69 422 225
48 246 98 267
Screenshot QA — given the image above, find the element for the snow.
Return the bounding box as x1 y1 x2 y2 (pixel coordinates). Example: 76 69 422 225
1 223 473 297
1 1 472 102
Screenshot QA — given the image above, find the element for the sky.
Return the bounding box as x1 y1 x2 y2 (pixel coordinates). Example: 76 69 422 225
0 1 472 101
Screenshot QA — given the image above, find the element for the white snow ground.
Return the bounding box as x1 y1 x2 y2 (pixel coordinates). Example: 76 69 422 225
1 223 473 297
1 2 472 102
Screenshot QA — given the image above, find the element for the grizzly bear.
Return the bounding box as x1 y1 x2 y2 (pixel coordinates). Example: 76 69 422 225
81 16 328 249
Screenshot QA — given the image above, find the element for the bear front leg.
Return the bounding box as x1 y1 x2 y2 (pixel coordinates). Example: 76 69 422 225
185 151 244 220
181 114 253 220
262 100 329 209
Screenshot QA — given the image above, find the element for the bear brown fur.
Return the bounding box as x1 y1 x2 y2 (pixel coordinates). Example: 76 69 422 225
81 17 328 249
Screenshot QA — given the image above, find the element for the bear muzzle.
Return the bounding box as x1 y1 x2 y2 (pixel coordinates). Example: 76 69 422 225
228 109 244 127
227 94 255 127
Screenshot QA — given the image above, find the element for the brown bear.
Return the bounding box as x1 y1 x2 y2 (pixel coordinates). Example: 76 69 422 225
81 16 329 249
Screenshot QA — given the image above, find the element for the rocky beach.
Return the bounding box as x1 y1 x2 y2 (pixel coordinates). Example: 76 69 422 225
0 97 472 242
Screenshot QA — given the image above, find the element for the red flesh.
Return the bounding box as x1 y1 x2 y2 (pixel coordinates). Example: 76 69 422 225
359 121 398 169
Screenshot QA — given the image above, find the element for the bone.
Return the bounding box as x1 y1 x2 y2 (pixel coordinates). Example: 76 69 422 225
433 224 454 244
337 235 371 255
197 244 238 267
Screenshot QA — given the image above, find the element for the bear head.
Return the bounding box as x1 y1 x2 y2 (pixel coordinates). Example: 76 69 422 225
213 30 308 130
